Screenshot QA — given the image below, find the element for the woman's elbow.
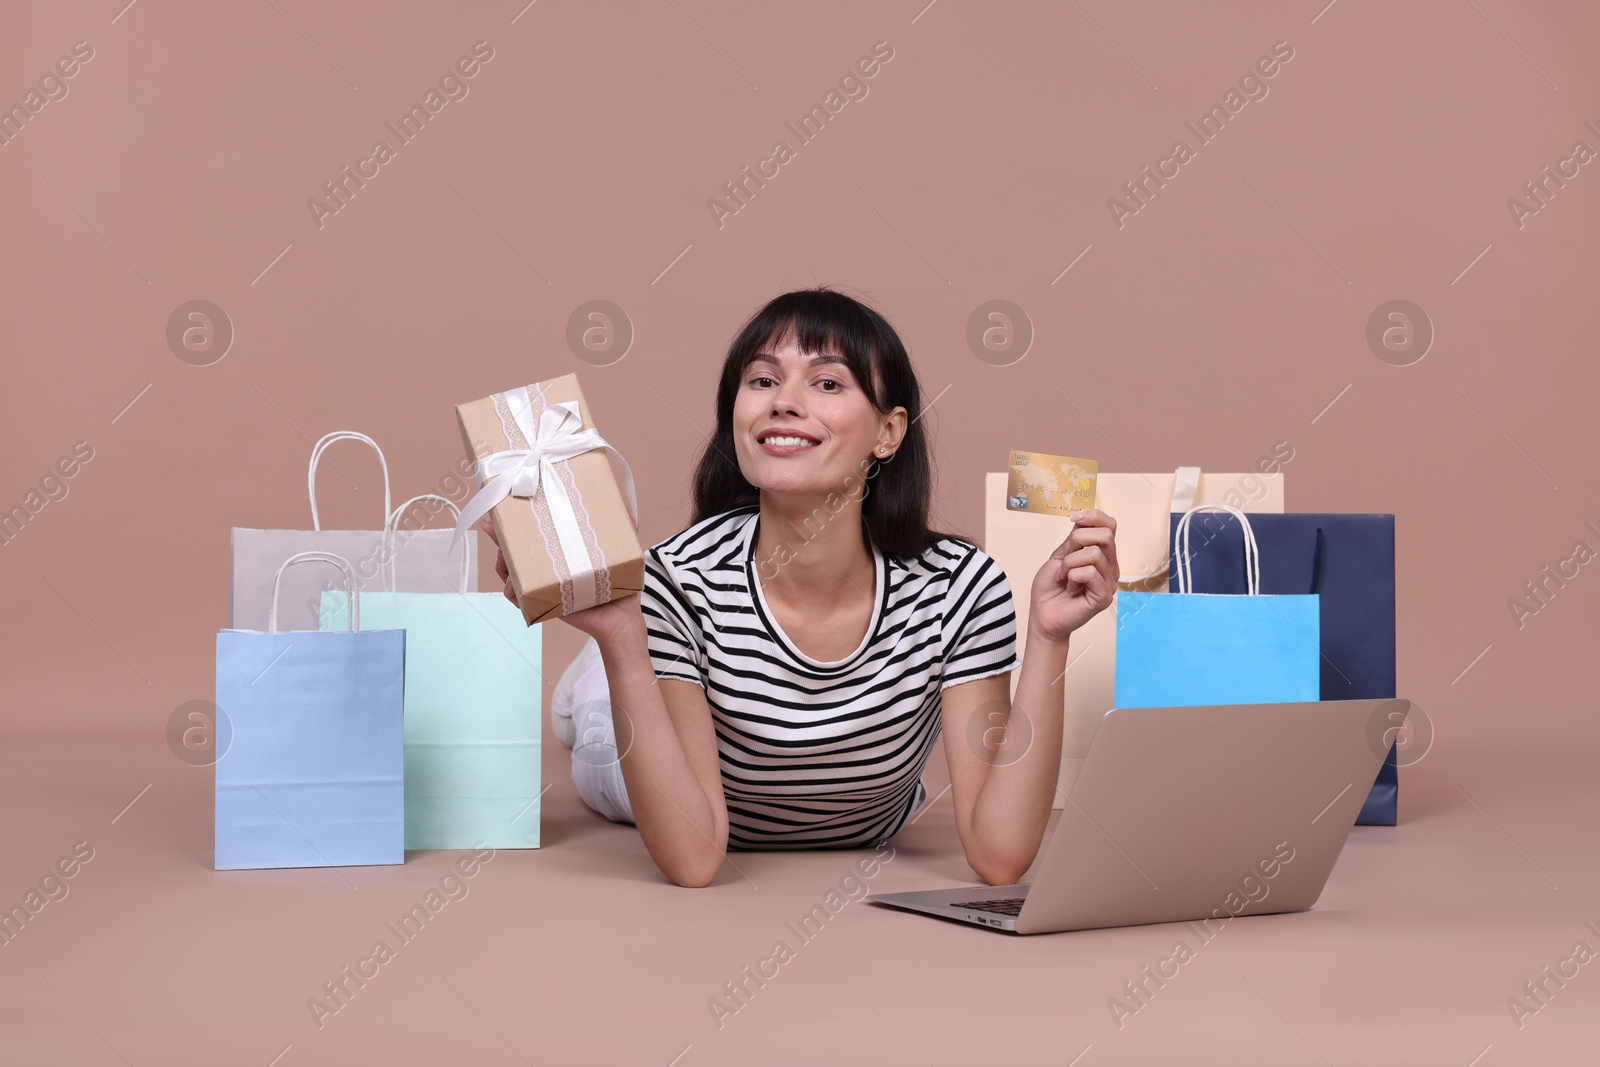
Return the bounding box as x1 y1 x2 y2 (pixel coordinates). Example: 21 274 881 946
641 809 728 886
657 842 726 887
970 847 1033 886
664 858 722 888
977 863 1027 887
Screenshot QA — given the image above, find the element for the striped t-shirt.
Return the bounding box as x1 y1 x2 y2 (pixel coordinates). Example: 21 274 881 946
639 505 1021 851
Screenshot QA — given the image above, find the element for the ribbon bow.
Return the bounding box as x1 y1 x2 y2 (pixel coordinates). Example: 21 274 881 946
451 396 638 613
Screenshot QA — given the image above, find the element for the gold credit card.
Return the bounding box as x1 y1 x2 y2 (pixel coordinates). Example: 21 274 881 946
1006 451 1098 516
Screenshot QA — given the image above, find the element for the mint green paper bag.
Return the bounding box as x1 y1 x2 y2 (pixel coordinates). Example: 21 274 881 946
319 494 538 849
321 494 541 848
321 588 540 849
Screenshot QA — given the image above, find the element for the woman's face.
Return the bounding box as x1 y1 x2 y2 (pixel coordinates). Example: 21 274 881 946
731 333 905 502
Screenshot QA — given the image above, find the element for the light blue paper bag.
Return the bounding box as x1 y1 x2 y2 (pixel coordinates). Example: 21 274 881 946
216 551 405 870
321 494 542 849
1114 506 1319 709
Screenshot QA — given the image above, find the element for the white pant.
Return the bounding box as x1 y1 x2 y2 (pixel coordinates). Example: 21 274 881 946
551 638 635 824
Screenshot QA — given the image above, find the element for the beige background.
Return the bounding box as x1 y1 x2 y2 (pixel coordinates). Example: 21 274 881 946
2 1 1597 1063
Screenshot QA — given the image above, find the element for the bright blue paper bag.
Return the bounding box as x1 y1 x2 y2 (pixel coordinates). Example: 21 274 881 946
216 551 406 870
1115 506 1319 709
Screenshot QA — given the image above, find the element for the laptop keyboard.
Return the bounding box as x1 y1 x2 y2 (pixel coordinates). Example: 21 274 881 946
952 897 1025 916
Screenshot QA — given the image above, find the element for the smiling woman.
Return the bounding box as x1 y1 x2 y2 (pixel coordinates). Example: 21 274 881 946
494 287 1121 886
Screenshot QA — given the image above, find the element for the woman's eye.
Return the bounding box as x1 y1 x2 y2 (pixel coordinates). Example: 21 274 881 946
817 379 841 392
749 376 774 388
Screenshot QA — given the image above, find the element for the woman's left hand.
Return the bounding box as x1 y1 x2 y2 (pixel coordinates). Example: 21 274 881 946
1028 508 1119 644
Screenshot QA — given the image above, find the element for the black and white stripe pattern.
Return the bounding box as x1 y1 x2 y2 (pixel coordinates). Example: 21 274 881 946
640 506 1020 850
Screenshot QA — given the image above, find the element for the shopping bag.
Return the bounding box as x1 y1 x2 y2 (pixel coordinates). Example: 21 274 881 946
230 431 477 632
1170 510 1398 825
216 551 406 870
321 495 541 849
983 468 1285 806
1115 505 1320 708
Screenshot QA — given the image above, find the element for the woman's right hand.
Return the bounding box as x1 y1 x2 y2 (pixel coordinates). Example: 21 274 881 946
482 519 644 644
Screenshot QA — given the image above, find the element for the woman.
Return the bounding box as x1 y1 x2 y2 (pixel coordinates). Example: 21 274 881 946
485 288 1119 887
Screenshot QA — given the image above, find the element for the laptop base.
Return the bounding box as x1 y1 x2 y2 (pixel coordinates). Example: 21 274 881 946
867 885 1029 932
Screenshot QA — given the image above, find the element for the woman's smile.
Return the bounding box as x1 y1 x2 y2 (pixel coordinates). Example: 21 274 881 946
756 427 822 456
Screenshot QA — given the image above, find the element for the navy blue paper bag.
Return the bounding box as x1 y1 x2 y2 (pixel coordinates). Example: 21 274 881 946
1170 512 1398 825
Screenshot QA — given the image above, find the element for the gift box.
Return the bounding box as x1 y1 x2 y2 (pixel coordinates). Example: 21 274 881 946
452 373 642 624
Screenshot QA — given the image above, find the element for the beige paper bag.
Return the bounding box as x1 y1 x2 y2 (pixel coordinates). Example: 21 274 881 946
982 469 1285 807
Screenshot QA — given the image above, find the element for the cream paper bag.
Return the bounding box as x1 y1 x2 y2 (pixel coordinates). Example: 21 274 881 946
982 468 1284 808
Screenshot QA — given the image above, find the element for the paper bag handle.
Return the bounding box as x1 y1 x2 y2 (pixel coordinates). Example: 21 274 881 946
383 494 470 593
308 432 392 531
270 551 359 633
1116 466 1206 587
1173 504 1260 596
1170 466 1201 514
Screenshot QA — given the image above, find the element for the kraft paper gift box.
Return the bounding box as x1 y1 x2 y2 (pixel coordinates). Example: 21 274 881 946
452 373 643 625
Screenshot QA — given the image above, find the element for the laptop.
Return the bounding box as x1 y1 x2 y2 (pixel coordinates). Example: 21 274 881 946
866 698 1405 935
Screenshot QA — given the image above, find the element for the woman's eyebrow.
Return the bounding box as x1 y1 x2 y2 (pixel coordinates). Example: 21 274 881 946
749 351 849 367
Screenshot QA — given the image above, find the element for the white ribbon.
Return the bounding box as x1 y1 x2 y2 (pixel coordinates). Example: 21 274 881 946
450 392 637 613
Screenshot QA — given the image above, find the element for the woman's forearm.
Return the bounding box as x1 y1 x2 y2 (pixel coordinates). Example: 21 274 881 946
967 623 1070 883
595 619 729 886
